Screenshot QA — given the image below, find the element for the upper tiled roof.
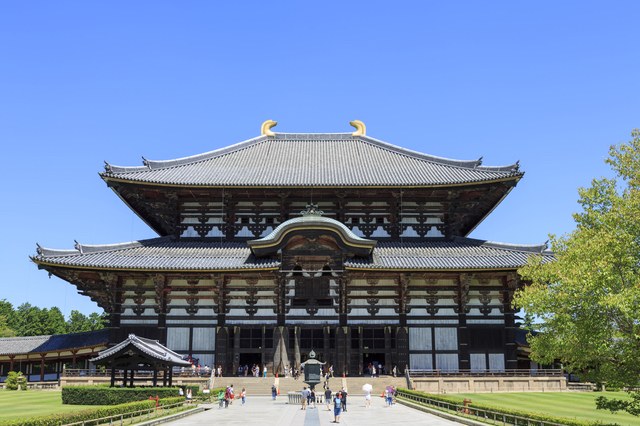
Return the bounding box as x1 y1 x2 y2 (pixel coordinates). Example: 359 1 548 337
91 334 191 366
0 330 109 355
101 133 522 187
32 236 552 271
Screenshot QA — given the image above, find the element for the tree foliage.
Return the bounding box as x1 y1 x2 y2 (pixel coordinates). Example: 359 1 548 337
0 301 106 337
515 129 640 415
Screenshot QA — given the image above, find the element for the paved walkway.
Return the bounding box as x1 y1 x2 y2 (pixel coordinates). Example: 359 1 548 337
167 396 462 426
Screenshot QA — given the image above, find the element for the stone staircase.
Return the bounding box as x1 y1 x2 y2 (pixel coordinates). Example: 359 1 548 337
211 374 408 396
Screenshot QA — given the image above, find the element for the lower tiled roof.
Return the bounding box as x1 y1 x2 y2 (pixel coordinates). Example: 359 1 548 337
33 236 552 271
0 329 109 355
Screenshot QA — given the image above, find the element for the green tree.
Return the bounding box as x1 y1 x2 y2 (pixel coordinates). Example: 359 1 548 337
515 129 640 415
0 314 15 337
0 299 17 331
88 312 108 330
15 303 45 336
5 371 27 391
44 307 67 335
66 310 93 333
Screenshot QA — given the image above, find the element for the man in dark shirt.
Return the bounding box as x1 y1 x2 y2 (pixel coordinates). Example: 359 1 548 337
324 387 332 411
340 387 348 412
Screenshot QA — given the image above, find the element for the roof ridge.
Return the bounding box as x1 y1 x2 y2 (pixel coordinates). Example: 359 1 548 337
35 236 175 258
357 135 520 173
453 236 552 254
101 132 522 176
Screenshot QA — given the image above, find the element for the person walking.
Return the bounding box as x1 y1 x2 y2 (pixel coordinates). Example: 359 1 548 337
310 388 316 409
333 392 342 423
364 387 371 408
271 384 278 401
325 387 332 411
384 387 391 406
224 387 231 408
371 365 376 378
340 388 347 412
301 387 308 410
244 365 249 377
263 365 267 378
218 389 225 409
329 364 334 378
393 365 397 378
186 388 192 405
241 388 246 405
230 384 234 405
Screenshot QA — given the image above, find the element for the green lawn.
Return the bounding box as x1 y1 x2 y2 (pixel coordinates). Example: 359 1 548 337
446 391 640 426
0 389 105 421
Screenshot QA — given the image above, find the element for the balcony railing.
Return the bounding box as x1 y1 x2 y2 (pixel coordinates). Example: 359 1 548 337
407 369 563 377
63 368 212 378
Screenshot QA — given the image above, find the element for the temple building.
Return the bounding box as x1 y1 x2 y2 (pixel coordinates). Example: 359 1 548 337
31 120 553 376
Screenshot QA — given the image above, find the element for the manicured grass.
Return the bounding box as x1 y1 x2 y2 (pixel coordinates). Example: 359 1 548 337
448 391 640 426
0 389 105 421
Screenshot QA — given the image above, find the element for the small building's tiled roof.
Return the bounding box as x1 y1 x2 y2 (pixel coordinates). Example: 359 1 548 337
90 334 191 366
101 133 522 187
0 330 109 355
516 327 540 346
32 236 552 271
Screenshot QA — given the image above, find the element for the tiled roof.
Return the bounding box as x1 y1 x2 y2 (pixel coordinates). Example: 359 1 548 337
32 236 552 271
0 330 109 355
91 334 191 366
345 237 553 270
101 133 522 187
515 328 539 346
33 237 279 270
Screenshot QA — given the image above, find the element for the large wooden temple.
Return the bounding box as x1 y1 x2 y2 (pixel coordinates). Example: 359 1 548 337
32 121 553 376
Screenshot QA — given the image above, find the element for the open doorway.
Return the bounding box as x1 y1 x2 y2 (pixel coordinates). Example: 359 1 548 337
363 353 386 376
239 353 262 376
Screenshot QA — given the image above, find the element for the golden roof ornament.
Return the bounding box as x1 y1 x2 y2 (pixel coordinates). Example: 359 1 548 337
350 120 366 136
261 120 277 136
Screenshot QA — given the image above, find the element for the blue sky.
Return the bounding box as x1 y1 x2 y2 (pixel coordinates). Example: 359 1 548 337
1 1 638 317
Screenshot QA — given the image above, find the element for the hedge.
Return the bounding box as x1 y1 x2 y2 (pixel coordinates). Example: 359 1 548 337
396 388 615 426
62 385 181 405
0 397 184 426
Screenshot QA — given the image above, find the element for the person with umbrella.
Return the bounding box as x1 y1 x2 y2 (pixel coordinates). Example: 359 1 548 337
362 383 372 408
385 386 394 406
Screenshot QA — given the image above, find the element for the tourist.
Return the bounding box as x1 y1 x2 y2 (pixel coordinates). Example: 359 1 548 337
181 366 185 376
271 384 278 400
263 365 267 378
310 388 316 409
301 387 308 410
217 365 222 378
384 387 391 406
340 387 347 412
186 388 192 405
371 365 376 378
244 364 249 377
218 389 225 409
230 384 234 404
364 386 371 408
333 392 342 423
325 387 332 411
295 368 299 380
191 364 196 376
391 386 396 405
284 365 288 377
179 387 184 397
224 386 231 408
238 365 243 376
241 387 246 405
329 364 334 378
393 365 397 378
197 364 201 375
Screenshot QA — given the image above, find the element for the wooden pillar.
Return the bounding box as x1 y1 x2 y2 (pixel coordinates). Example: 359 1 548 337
153 366 158 387
110 366 116 387
129 369 135 388
72 351 77 369
162 367 168 387
40 356 45 382
384 327 392 374
9 356 14 372
122 369 127 387
168 366 173 387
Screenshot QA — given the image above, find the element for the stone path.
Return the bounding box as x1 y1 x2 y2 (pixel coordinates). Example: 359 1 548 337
166 395 462 426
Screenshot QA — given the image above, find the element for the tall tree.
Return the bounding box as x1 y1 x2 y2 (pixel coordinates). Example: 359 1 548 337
88 312 107 330
66 310 93 333
0 299 17 331
0 314 15 337
45 307 67 335
15 303 45 336
515 129 640 415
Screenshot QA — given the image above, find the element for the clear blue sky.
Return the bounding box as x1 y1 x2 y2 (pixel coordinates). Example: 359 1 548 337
1 1 638 317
